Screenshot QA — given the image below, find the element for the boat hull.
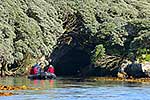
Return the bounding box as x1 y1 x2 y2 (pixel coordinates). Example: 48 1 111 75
28 72 56 80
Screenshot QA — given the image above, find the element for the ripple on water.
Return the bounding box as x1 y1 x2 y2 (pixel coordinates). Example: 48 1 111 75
1 77 150 100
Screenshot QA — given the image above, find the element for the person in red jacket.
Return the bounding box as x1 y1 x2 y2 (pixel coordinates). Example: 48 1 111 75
46 65 55 74
30 63 41 75
44 59 55 74
43 59 56 79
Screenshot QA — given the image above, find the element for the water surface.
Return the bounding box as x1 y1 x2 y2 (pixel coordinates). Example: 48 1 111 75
0 77 150 100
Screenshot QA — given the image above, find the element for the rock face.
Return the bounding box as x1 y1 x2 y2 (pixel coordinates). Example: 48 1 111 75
117 62 150 78
51 45 91 76
50 12 92 76
124 63 145 78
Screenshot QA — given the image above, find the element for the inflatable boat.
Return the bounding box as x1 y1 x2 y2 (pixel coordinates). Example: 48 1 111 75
28 72 56 80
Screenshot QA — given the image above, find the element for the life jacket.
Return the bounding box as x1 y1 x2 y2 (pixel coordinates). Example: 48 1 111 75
47 65 54 74
30 64 41 75
30 68 34 75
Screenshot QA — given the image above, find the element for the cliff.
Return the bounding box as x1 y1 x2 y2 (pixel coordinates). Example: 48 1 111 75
0 0 150 77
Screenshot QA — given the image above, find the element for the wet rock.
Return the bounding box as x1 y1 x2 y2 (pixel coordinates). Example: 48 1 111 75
0 84 37 90
0 84 39 96
124 63 146 78
0 92 13 96
117 72 128 78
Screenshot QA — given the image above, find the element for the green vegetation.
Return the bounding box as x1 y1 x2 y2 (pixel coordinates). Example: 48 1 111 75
91 44 105 63
145 54 150 62
0 0 150 76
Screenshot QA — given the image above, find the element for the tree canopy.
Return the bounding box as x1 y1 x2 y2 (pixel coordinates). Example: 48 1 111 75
0 0 150 76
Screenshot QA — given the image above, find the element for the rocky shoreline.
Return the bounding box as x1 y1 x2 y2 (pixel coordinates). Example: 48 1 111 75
117 62 150 78
0 84 39 96
91 77 150 83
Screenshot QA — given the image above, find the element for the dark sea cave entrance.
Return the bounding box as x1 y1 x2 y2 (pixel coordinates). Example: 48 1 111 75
51 46 91 76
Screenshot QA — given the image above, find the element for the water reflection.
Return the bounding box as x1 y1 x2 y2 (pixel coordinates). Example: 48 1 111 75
0 76 31 86
1 77 150 88
49 80 54 88
1 77 150 100
31 79 55 89
0 77 56 89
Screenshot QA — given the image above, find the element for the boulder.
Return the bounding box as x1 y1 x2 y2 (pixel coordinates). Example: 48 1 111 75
124 63 146 78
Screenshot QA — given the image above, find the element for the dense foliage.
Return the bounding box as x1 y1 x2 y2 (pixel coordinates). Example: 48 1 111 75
0 0 150 76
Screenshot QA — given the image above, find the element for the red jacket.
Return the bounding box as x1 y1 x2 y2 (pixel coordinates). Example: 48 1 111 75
30 67 39 75
47 65 55 74
30 64 41 75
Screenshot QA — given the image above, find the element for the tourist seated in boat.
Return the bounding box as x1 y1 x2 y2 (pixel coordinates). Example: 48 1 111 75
30 63 42 75
43 58 55 74
28 57 56 79
44 64 55 75
30 55 49 75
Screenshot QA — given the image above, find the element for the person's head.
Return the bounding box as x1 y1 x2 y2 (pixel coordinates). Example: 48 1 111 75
49 65 53 68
